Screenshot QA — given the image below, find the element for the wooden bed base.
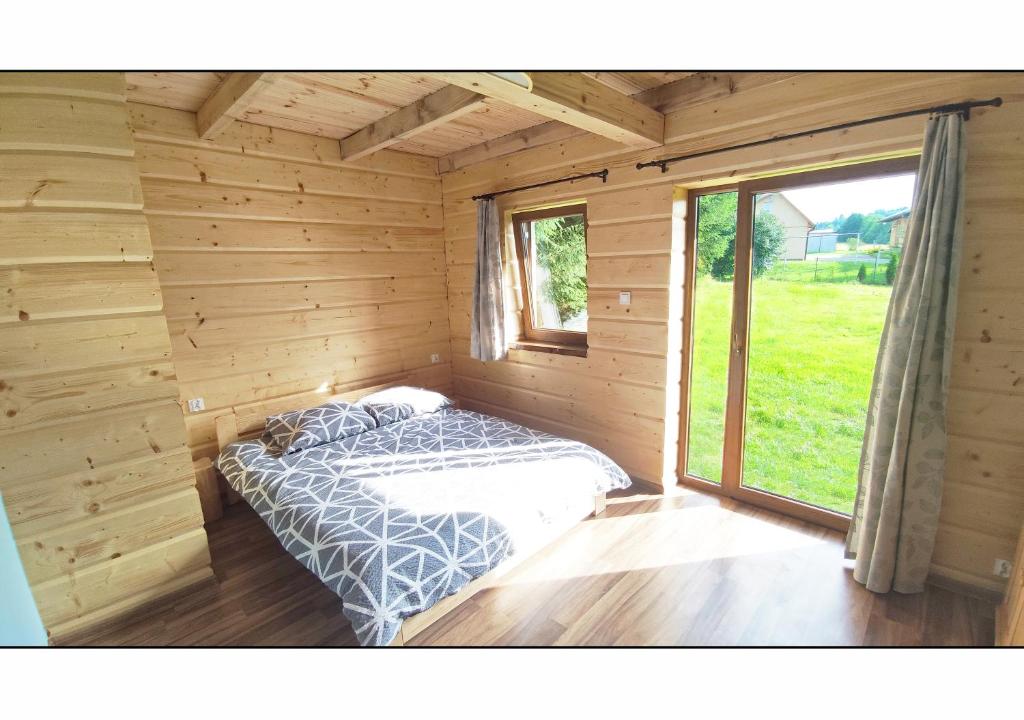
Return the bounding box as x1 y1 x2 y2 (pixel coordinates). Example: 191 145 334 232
390 492 606 647
211 374 608 647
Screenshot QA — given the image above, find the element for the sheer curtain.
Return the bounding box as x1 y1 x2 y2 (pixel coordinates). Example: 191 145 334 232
470 197 508 362
845 112 967 593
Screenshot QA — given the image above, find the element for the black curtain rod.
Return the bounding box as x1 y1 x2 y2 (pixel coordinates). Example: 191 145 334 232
636 97 1003 173
473 169 609 201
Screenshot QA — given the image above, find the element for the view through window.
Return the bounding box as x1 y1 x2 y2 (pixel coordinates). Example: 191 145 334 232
512 205 588 344
686 191 738 484
685 169 916 515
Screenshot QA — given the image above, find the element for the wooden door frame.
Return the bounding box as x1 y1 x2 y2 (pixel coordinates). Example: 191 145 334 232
677 156 920 533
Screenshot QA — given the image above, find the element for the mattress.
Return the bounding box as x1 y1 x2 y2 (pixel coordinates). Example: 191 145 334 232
215 407 631 645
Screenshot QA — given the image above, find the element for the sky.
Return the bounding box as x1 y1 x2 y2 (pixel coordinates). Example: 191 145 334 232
782 173 916 223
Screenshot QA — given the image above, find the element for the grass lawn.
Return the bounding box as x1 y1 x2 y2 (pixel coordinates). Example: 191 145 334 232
686 277 892 514
765 248 895 286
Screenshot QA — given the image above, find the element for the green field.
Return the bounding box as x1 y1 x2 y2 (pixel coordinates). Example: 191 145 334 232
685 277 892 513
764 251 894 286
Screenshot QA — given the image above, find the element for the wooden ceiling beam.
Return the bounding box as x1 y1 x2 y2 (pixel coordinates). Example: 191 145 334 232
437 121 586 174
435 73 812 173
340 85 486 160
582 72 651 96
632 71 806 115
197 72 281 140
432 72 665 149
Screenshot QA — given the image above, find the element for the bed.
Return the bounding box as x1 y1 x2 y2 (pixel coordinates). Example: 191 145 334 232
212 379 631 646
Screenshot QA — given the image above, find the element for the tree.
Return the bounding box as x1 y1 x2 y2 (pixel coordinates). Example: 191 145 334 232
885 250 900 285
532 215 587 324
860 215 891 245
695 192 787 281
751 212 787 277
695 192 736 276
709 210 787 281
818 207 907 247
839 213 865 236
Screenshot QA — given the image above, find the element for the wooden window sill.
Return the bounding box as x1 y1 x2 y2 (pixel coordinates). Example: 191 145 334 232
510 340 588 358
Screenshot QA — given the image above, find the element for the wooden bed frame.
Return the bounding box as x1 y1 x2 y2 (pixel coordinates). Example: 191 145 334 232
211 373 607 647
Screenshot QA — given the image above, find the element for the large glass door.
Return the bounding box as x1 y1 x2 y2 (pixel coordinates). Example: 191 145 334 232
679 157 919 529
681 190 738 485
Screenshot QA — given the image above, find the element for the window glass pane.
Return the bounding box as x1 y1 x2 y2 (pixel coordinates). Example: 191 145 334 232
742 174 914 513
527 213 588 332
685 191 737 484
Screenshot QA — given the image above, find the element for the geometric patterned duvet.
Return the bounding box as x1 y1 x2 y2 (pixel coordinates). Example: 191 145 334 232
215 408 631 646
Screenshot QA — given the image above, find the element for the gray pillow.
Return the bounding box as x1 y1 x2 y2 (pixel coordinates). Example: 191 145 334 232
360 400 416 428
264 400 376 454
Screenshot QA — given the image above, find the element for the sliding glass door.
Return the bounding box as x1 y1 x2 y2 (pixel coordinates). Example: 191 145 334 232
682 190 738 485
679 158 919 529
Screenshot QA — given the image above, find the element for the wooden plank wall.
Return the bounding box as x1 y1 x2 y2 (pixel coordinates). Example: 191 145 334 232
441 71 1024 594
940 95 1024 593
0 72 212 641
446 183 684 483
127 103 452 462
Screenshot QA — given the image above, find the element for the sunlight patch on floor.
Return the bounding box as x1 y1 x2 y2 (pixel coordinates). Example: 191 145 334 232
495 499 835 586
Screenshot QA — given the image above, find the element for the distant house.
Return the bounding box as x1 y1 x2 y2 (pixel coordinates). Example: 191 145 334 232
807 229 839 253
754 192 815 260
881 209 911 248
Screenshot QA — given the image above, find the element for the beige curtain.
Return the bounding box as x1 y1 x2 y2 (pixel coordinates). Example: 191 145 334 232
470 198 507 361
845 113 967 594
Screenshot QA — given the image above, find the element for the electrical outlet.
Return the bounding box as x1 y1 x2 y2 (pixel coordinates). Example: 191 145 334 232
994 559 1012 578
430 353 441 364
187 397 205 413
619 291 631 306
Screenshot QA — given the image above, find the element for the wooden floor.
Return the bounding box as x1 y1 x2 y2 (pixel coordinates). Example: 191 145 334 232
84 486 995 646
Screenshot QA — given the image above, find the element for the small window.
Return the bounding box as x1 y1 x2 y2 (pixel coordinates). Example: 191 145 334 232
511 204 588 347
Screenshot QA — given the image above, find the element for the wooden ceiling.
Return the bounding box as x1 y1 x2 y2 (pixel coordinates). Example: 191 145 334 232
126 71 697 167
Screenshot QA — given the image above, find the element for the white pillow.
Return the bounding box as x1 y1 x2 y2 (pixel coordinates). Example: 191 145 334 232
357 386 453 418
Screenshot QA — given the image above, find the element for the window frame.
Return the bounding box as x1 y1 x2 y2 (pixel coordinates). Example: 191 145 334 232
677 155 920 532
510 203 589 348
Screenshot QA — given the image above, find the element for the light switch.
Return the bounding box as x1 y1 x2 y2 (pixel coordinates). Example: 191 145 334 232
187 398 205 413
619 291 632 306
430 353 441 364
